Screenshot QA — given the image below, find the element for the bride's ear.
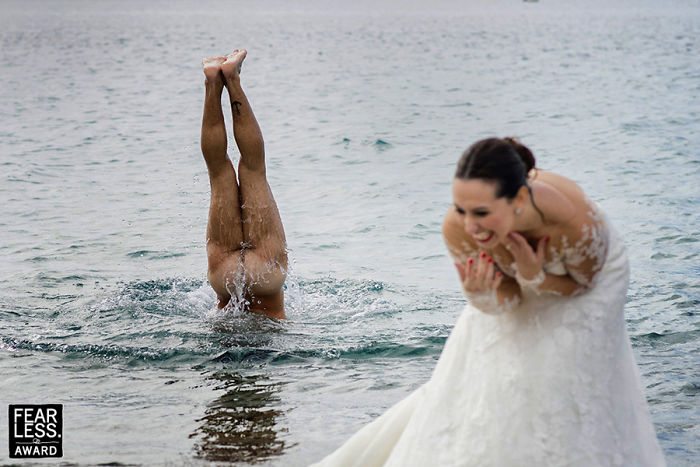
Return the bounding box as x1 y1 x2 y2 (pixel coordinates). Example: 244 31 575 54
514 185 530 210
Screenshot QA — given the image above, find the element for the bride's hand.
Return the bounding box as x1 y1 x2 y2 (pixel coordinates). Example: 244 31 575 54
504 232 548 280
455 253 503 293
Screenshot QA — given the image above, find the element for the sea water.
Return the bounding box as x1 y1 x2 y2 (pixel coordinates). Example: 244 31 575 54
0 0 698 464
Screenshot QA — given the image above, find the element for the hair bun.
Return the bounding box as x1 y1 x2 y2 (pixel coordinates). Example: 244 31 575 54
504 137 535 172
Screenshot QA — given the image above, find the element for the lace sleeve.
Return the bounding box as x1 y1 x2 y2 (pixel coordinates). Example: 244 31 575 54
560 200 610 292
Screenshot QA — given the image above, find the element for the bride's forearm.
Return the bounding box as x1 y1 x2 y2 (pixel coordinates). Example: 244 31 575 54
517 271 584 296
466 277 522 314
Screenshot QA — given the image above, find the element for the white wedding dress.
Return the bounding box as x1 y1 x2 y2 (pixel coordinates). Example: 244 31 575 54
314 220 665 466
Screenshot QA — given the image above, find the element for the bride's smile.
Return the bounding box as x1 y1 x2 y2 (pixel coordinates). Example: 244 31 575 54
451 177 528 250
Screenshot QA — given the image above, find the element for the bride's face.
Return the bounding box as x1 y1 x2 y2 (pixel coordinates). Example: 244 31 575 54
452 178 516 249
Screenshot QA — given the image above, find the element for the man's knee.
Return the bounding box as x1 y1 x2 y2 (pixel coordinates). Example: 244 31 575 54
208 159 238 186
238 159 267 181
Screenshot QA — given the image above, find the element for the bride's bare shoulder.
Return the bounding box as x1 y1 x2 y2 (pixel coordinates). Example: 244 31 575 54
532 171 590 225
535 170 583 190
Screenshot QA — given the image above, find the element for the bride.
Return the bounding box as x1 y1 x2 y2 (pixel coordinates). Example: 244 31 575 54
313 138 665 466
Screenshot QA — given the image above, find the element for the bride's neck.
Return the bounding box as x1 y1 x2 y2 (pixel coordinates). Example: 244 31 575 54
513 183 548 236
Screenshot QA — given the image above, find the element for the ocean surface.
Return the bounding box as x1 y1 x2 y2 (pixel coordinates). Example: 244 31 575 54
0 0 698 464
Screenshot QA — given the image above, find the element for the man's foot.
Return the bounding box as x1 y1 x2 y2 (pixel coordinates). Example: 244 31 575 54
222 49 247 82
202 56 226 84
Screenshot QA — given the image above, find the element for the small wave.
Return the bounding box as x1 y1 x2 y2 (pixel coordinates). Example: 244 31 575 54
0 308 21 317
207 337 445 367
210 348 323 367
439 101 473 107
0 336 206 365
284 276 402 321
633 330 700 346
681 382 700 395
126 249 187 260
96 277 208 316
338 340 444 359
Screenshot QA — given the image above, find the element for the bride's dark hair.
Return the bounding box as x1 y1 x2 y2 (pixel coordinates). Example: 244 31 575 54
455 137 535 200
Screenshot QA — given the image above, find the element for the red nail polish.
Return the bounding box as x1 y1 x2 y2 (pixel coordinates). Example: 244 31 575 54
487 257 493 264
496 272 503 278
468 258 474 265
480 252 486 258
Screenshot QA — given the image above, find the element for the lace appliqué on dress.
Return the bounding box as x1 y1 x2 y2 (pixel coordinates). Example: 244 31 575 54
447 241 477 264
555 198 609 294
466 289 520 315
515 268 546 294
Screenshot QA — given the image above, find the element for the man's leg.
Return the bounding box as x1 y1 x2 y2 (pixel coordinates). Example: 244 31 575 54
201 57 245 308
221 50 288 305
